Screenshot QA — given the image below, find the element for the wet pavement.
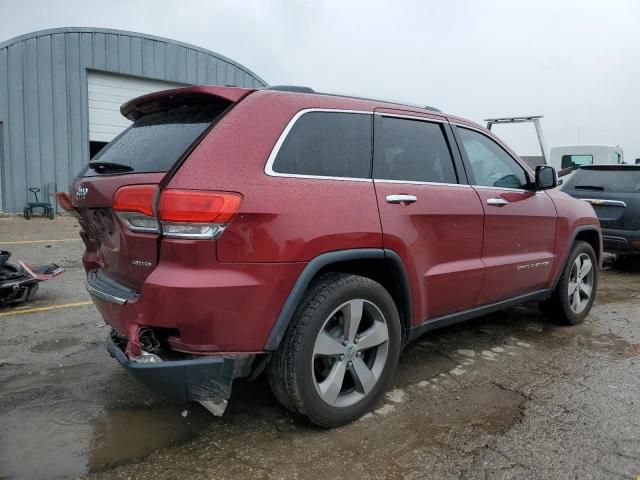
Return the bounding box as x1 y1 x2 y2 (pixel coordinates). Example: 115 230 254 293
1 215 639 479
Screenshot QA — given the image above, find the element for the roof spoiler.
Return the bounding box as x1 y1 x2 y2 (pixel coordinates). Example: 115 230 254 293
121 85 255 121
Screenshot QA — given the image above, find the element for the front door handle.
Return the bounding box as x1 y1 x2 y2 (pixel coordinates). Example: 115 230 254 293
487 198 509 206
386 194 417 204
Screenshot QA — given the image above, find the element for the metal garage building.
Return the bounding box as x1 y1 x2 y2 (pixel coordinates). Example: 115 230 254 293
0 27 266 213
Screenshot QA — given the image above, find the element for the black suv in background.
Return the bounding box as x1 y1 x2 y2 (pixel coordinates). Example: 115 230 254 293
562 165 640 256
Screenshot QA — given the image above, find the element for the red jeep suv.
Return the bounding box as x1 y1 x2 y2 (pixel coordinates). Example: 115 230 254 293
65 85 601 427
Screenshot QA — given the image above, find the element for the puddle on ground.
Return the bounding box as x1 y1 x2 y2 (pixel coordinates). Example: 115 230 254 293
31 337 81 353
0 396 213 480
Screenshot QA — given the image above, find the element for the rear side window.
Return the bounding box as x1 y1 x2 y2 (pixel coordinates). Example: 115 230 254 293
373 116 457 184
562 168 640 193
271 111 372 179
82 103 226 176
561 154 593 170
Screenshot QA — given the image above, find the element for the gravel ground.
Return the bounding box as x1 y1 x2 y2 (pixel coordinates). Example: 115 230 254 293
0 216 638 480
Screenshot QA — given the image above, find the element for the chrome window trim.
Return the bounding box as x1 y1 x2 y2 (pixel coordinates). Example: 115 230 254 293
374 179 471 188
450 122 536 178
264 108 374 182
374 112 446 123
474 185 543 194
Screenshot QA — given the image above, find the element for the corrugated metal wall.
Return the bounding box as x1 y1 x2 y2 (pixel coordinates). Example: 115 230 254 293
0 27 266 212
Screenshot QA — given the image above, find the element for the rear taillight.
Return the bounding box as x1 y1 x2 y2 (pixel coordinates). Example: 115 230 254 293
113 185 160 233
158 190 242 239
112 186 242 239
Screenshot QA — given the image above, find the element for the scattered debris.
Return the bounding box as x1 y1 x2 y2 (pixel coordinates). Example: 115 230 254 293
0 250 64 307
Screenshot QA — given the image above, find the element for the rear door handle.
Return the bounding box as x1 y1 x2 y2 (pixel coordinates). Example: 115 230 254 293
386 194 417 204
487 198 509 206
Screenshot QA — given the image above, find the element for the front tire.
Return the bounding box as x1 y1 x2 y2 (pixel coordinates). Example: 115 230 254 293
539 240 598 325
268 274 401 427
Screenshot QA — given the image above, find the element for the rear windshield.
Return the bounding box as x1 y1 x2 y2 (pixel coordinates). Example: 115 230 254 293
562 168 640 193
81 103 226 176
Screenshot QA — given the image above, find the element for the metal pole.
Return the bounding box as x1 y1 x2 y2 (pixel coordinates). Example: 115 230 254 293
533 118 548 164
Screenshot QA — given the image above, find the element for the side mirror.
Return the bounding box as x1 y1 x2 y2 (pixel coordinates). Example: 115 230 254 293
535 165 557 190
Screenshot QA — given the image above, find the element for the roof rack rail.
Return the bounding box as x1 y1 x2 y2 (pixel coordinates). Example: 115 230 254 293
484 115 543 124
263 86 442 114
264 85 315 93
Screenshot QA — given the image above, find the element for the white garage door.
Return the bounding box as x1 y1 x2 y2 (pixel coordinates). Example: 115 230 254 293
88 72 184 142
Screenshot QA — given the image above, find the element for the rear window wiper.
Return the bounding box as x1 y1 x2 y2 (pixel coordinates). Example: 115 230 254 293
574 185 605 191
87 161 134 173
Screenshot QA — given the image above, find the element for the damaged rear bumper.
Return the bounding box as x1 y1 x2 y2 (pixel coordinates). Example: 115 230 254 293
106 333 251 415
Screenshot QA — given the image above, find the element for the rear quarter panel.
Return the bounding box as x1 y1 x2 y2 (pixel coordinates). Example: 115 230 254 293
167 91 384 262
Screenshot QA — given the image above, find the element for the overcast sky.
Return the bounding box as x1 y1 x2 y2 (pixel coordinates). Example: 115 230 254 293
2 0 639 160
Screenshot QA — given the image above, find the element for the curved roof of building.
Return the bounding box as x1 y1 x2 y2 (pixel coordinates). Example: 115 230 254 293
0 26 267 85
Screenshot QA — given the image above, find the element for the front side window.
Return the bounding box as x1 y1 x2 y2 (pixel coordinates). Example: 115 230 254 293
456 127 529 189
271 111 371 179
373 116 457 184
561 154 593 170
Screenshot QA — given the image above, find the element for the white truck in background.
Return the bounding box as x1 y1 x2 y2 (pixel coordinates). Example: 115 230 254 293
550 145 624 181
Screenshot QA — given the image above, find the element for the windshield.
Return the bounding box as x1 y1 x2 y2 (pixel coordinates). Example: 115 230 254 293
81 103 226 176
562 168 640 193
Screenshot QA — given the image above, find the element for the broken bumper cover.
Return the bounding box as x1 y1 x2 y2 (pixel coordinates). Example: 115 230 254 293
106 334 237 406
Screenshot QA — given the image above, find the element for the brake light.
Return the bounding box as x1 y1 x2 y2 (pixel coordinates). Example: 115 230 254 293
113 185 159 233
112 186 242 239
113 185 156 216
158 190 242 239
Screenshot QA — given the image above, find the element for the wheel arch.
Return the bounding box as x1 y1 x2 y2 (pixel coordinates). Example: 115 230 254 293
264 249 413 351
552 226 602 290
575 228 602 264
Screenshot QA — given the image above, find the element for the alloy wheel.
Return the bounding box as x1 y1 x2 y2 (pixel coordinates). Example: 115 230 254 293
311 299 389 408
568 253 594 313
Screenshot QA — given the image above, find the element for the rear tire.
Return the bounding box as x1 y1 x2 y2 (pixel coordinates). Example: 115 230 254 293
268 273 401 427
539 240 597 325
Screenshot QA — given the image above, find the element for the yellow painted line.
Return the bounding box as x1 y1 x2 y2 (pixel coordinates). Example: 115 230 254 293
0 301 93 317
0 238 81 245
